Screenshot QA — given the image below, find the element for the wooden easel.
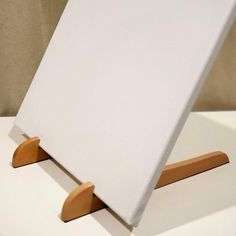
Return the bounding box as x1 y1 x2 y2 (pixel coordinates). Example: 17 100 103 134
12 137 229 222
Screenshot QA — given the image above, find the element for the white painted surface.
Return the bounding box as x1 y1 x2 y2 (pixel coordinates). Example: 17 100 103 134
1 112 236 235
14 0 236 225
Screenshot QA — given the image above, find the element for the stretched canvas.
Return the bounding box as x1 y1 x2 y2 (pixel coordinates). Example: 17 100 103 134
14 0 236 226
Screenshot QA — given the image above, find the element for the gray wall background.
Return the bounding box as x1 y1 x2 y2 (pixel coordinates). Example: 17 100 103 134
0 0 235 116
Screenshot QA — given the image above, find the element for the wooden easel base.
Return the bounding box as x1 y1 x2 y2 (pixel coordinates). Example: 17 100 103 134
12 137 229 222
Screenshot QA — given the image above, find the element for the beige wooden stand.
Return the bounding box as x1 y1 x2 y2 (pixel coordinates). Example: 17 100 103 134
12 137 229 222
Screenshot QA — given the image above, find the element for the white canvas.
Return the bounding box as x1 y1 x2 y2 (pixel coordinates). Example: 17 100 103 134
14 0 236 226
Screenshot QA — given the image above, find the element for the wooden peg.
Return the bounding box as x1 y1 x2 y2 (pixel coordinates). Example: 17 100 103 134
12 137 51 168
11 137 230 222
61 182 106 222
61 151 229 222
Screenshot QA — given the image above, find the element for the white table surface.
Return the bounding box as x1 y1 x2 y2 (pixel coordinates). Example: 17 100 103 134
1 112 236 235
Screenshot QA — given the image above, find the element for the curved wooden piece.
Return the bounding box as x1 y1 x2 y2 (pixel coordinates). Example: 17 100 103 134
156 151 229 188
12 137 51 168
61 182 106 222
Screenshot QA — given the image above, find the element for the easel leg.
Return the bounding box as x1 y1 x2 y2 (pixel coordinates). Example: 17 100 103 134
156 151 229 188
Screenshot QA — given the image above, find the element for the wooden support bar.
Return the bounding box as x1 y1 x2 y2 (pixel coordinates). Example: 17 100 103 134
12 137 51 168
156 151 229 188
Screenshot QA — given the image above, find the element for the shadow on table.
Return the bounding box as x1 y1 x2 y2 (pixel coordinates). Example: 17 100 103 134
9 113 236 235
92 113 236 235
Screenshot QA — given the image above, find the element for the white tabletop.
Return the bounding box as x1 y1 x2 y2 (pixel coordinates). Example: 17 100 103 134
1 112 236 235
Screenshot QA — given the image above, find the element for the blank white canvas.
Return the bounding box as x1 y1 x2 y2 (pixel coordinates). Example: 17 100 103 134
14 0 236 226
